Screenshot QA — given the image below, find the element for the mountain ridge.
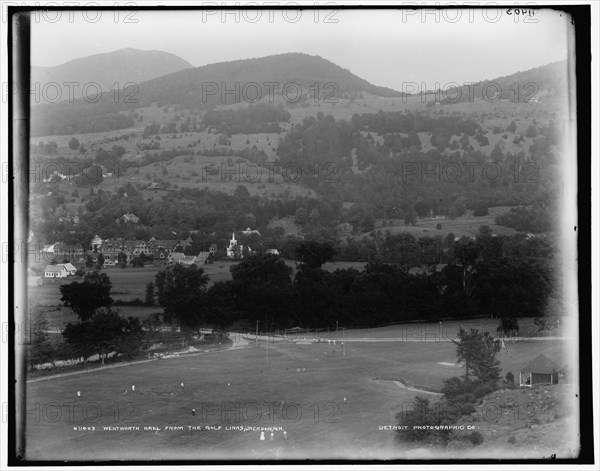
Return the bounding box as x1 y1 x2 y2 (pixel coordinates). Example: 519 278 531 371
438 60 568 103
131 52 406 107
30 53 566 137
31 48 193 95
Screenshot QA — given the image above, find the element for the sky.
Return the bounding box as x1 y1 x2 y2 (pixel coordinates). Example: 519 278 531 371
30 8 572 90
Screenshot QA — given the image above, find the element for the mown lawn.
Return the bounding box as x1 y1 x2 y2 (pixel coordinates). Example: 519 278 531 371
24 329 572 460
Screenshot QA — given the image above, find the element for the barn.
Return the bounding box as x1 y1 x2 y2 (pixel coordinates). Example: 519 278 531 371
519 354 561 387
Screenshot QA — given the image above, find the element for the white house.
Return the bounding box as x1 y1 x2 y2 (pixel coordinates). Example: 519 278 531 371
63 263 77 275
181 255 198 266
241 227 261 237
117 213 140 224
44 264 69 278
168 252 197 266
41 243 58 256
266 248 280 255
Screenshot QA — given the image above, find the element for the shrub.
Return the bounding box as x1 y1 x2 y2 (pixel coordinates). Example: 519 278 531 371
466 431 484 446
472 204 489 217
113 298 146 306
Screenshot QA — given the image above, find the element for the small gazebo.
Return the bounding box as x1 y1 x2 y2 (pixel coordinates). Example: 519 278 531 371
519 354 561 387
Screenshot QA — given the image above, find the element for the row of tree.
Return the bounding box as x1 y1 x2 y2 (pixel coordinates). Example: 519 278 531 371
152 234 554 332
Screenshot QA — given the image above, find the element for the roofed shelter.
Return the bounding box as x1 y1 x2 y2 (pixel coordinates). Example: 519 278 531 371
519 354 561 387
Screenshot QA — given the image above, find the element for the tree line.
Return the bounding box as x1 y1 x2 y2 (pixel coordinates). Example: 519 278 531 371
152 234 554 333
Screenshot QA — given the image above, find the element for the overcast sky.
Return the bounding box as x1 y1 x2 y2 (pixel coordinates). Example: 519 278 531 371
31 8 571 90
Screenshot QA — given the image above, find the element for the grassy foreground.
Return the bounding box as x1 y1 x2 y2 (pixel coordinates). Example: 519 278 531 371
24 327 572 460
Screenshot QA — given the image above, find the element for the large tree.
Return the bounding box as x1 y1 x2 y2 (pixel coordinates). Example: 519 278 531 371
230 254 292 288
60 272 113 321
451 328 501 385
203 281 237 339
155 264 209 332
229 254 294 331
62 308 137 364
294 241 336 269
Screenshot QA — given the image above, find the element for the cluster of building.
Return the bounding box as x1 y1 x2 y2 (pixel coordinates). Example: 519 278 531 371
38 236 215 274
36 228 278 279
88 235 216 267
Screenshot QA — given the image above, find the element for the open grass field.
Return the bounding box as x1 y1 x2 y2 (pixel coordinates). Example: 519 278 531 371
23 324 572 460
29 266 164 328
30 266 160 300
374 211 520 240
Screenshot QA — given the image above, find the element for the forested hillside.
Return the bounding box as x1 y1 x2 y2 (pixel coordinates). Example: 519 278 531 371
31 53 403 136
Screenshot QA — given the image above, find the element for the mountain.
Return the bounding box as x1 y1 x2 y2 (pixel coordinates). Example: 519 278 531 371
32 48 193 95
31 52 404 136
438 60 568 103
131 52 404 107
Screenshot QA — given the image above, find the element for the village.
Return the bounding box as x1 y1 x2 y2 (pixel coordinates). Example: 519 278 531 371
30 227 279 285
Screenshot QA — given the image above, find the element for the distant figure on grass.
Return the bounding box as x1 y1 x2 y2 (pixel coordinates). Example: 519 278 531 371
77 391 81 397
192 408 196 416
270 431 274 440
260 431 265 441
283 430 287 440
343 397 347 405
131 385 135 392
181 382 185 388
